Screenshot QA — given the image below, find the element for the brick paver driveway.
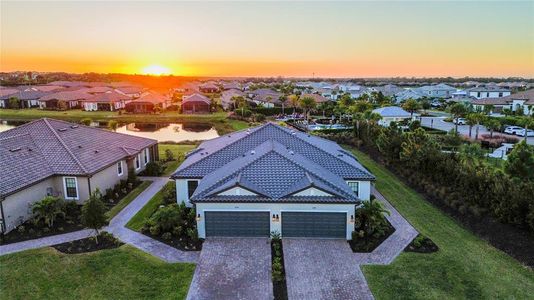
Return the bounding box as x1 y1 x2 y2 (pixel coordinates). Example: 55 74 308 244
186 238 273 300
284 239 373 300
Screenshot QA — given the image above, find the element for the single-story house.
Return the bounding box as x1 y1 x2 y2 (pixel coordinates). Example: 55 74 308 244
198 82 219 93
467 87 511 99
0 88 25 108
416 83 456 98
221 82 241 91
300 93 331 104
82 86 114 94
83 91 132 111
182 93 211 114
220 89 246 110
0 118 158 233
39 90 92 110
125 92 170 113
171 122 375 240
115 86 144 98
394 89 424 103
472 97 513 113
249 88 283 108
510 89 534 115
373 106 414 127
0 90 51 108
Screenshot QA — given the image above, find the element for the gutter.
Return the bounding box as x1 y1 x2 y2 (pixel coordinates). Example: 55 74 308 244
0 196 6 234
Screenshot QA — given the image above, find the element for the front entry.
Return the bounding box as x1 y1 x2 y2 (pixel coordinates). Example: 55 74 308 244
205 211 270 237
282 212 346 238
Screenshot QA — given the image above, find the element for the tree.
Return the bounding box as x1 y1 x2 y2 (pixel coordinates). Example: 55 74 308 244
421 99 431 114
402 98 420 119
363 110 382 139
400 128 440 172
473 113 485 140
485 118 501 139
466 113 477 138
278 95 287 115
504 141 534 181
8 97 20 109
32 196 66 228
287 94 299 115
299 96 316 122
484 104 495 115
108 120 118 131
519 117 534 142
80 118 92 126
448 103 468 133
457 143 486 167
81 189 108 243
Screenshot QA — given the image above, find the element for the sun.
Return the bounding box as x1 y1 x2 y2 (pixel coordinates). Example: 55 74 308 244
141 64 171 75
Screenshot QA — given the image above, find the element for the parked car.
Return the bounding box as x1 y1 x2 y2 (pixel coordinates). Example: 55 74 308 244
454 118 466 125
516 129 534 137
504 126 524 135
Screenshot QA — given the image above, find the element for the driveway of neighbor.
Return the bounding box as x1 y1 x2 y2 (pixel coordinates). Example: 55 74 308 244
186 238 273 300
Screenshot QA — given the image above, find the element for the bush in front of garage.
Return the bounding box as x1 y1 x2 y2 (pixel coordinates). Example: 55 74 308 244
349 196 395 252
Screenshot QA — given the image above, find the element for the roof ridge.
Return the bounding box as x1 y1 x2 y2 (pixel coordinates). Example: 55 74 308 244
0 132 31 141
43 118 88 174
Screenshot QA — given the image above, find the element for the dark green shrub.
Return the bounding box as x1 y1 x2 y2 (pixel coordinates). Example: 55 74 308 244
161 183 177 205
164 149 175 161
143 161 165 176
147 204 182 233
162 232 172 240
32 196 66 228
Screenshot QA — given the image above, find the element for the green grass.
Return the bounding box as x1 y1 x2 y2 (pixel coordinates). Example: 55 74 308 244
346 147 534 299
226 119 250 131
159 144 197 176
126 182 174 231
0 245 195 300
104 181 152 221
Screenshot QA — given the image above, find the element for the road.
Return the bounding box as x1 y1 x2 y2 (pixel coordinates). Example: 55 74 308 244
420 117 533 145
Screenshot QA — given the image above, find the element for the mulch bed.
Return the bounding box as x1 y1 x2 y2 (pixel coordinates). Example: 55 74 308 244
348 220 395 253
102 180 142 209
0 207 84 245
53 232 123 254
404 234 439 253
141 231 203 251
272 239 288 300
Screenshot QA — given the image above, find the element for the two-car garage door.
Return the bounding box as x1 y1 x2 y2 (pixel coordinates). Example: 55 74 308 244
204 211 346 238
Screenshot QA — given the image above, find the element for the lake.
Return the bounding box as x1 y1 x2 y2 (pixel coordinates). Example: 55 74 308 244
0 120 219 142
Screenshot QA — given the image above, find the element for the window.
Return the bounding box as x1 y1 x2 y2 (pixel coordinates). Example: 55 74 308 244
187 180 198 198
144 148 149 165
117 161 123 176
347 181 359 197
135 154 140 169
499 92 503 97
64 177 78 199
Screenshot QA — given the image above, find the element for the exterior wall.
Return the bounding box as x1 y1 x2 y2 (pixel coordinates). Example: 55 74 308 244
176 179 196 207
195 202 356 240
378 116 411 127
89 160 128 195
469 91 511 99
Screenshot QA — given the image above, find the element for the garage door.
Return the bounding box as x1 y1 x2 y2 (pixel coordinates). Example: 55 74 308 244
205 211 270 237
282 212 346 238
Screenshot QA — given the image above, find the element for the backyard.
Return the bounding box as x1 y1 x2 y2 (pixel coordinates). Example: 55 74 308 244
348 147 534 299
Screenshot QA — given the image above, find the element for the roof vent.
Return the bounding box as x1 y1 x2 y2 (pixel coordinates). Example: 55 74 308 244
289 150 294 155
94 150 99 153
9 147 22 152
58 128 67 132
28 148 32 152
78 145 82 148
251 150 255 155
71 125 78 129
292 131 296 135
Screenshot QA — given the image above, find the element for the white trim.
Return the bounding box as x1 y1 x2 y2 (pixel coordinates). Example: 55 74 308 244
117 161 123 176
62 176 79 200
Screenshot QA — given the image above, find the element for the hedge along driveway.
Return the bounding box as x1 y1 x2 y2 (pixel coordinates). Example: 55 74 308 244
347 147 534 299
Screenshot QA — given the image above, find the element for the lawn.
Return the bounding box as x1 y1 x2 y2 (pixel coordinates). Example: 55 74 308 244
347 147 534 299
105 180 152 220
126 182 174 231
159 144 197 176
0 245 195 300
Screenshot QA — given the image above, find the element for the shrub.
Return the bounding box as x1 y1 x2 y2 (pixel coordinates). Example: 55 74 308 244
161 183 177 205
32 196 66 228
355 198 391 238
272 257 284 282
162 232 172 240
127 167 138 185
147 204 182 233
270 230 281 242
80 118 92 126
187 228 199 242
143 161 164 176
81 189 107 242
251 113 266 122
164 149 175 161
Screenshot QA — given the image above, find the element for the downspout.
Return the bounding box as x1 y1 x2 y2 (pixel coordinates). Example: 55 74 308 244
87 175 92 198
0 197 6 237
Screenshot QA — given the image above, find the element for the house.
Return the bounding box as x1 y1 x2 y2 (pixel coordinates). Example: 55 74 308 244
125 92 170 113
0 118 158 233
221 81 241 91
83 91 132 111
471 97 512 113
0 88 22 107
198 82 219 93
394 89 424 102
467 87 511 99
81 86 114 94
300 93 331 104
38 90 92 110
417 83 456 98
181 93 211 113
171 122 375 239
369 84 403 98
509 89 534 115
0 90 51 108
372 106 414 127
249 88 283 107
221 89 246 110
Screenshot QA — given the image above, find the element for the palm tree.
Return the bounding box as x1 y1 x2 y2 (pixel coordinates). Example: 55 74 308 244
520 117 534 142
299 96 316 122
473 113 486 140
288 95 299 115
278 95 287 115
484 104 495 115
466 113 477 138
448 103 468 134
32 196 65 228
402 98 420 119
485 119 500 139
356 198 390 236
363 110 382 138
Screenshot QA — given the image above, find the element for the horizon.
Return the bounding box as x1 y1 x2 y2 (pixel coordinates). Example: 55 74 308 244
1 1 533 78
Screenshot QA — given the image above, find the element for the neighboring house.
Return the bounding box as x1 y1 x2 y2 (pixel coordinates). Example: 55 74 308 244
221 81 241 91
171 122 375 239
82 86 114 94
125 92 170 113
507 89 534 115
0 118 158 233
221 89 246 110
471 97 512 113
372 106 414 127
39 90 92 110
394 89 424 102
182 93 211 114
115 86 144 98
46 81 90 88
0 90 51 108
467 87 511 99
417 83 456 98
301 93 331 104
83 91 132 111
198 82 219 93
249 88 282 107
369 84 403 98
0 88 20 108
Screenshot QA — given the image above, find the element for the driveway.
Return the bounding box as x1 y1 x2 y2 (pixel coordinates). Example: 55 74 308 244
186 238 273 300
284 239 373 300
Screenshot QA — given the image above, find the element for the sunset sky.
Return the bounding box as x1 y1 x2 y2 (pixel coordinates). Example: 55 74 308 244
1 1 533 78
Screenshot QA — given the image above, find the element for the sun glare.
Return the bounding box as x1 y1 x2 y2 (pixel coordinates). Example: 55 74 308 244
141 65 171 75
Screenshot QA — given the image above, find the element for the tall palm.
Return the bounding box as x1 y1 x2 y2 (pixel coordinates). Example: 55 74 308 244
448 103 468 134
288 95 299 115
485 119 500 139
363 110 382 138
520 117 534 142
473 113 486 140
32 196 65 228
466 113 477 138
278 95 287 115
356 198 390 235
299 96 316 122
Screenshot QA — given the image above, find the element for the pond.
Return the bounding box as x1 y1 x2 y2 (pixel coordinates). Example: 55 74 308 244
0 120 219 143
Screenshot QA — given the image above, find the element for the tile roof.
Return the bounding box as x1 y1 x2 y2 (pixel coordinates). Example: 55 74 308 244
172 122 374 204
134 92 169 104
472 89 534 105
83 91 131 103
182 93 211 105
0 88 23 98
301 93 330 103
0 118 156 197
39 90 92 102
373 106 411 117
116 86 144 94
0 90 50 100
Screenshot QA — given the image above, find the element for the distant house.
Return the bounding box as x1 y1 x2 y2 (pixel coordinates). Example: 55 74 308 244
125 92 170 113
39 90 92 110
0 118 158 233
115 86 144 98
1 90 51 108
221 81 241 91
372 106 414 127
221 89 246 110
369 84 403 98
82 86 114 94
467 87 511 99
182 93 211 114
471 98 512 113
199 82 219 93
301 93 331 104
249 88 282 107
394 89 424 102
0 88 21 108
472 89 534 115
417 83 456 98
83 91 132 111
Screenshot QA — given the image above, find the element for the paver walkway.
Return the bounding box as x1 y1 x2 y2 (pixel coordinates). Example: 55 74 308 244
186 238 273 300
0 177 198 263
284 188 418 300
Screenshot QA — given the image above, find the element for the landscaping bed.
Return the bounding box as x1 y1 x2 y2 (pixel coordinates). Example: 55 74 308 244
349 219 395 253
271 234 288 300
404 234 439 253
53 232 123 254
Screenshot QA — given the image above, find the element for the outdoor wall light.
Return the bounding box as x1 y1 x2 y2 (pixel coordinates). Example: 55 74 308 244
196 214 201 221
272 214 280 222
349 215 355 224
